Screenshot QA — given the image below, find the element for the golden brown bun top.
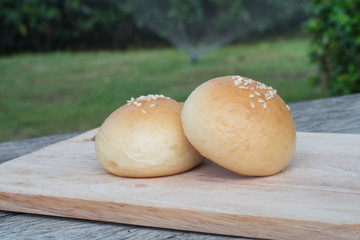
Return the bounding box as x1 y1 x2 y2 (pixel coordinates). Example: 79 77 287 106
98 95 188 157
181 75 296 176
103 95 182 132
95 94 204 178
185 75 294 133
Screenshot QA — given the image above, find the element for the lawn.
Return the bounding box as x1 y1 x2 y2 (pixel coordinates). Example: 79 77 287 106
0 37 328 142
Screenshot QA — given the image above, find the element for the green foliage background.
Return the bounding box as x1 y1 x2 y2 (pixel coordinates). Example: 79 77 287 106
0 0 165 53
0 0 310 54
305 0 360 94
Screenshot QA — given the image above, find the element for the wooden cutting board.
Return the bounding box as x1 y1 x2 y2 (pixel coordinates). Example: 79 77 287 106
0 130 359 240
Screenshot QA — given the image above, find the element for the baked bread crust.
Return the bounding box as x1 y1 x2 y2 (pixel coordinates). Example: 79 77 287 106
181 76 296 176
96 95 204 177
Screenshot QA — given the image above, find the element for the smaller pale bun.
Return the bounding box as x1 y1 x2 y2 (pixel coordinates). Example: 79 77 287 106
95 94 204 178
181 76 296 176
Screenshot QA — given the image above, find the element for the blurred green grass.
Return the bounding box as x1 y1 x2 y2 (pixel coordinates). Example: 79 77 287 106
0 37 328 142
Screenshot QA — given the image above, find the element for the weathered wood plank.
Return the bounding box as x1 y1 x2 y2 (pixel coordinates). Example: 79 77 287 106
290 93 360 134
0 212 242 240
0 132 81 164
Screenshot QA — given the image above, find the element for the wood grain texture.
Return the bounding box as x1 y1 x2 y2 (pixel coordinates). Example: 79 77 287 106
0 129 359 240
290 93 360 134
0 211 243 240
0 132 81 164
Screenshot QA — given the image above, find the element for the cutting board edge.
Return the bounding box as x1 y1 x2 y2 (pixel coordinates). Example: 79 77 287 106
1 192 359 240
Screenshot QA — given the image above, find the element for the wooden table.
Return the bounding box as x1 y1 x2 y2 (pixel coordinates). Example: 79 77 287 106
1 94 359 239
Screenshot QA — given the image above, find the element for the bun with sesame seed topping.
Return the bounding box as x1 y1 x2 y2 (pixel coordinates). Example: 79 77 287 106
95 94 204 178
181 76 296 176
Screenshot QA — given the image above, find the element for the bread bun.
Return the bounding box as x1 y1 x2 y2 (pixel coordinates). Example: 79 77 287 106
95 94 204 178
181 76 296 176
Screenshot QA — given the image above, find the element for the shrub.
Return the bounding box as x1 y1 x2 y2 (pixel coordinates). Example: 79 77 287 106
0 0 166 54
0 0 310 54
305 0 360 94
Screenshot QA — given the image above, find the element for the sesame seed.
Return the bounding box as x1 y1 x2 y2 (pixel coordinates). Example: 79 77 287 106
287 105 290 110
263 102 267 108
232 76 278 103
150 104 156 107
244 79 254 84
141 109 146 114
251 102 255 108
126 94 170 106
228 107 235 111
